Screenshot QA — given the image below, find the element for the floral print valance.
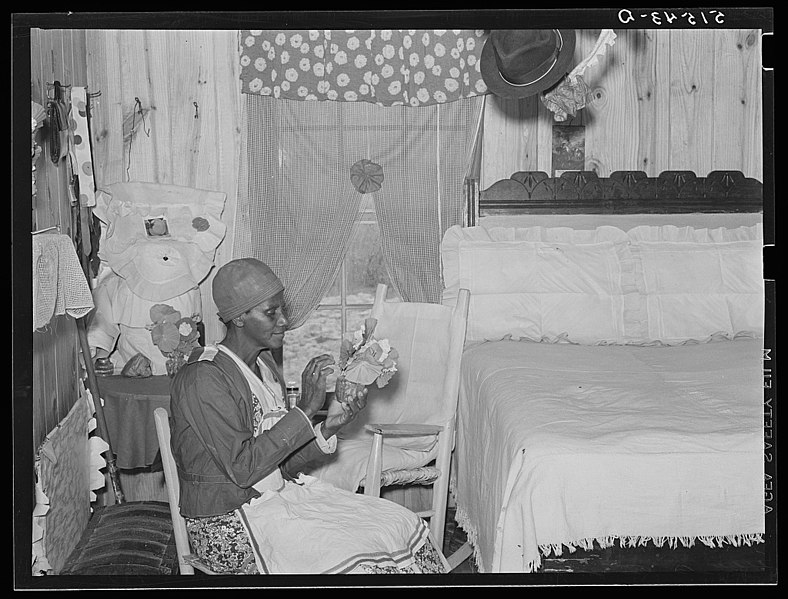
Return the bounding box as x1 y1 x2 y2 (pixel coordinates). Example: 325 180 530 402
239 29 490 107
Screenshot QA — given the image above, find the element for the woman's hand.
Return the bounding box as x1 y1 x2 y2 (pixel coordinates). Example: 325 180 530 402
322 380 368 438
296 354 335 418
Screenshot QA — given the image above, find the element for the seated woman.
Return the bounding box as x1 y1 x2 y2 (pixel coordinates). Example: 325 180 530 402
169 258 445 574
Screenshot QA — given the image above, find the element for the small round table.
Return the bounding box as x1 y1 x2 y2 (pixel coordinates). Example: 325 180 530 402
98 375 171 470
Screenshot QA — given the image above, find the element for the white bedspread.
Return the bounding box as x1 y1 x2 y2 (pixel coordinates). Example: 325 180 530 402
453 337 765 573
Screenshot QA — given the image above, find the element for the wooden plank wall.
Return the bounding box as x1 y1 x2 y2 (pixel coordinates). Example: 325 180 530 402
80 28 761 339
30 29 88 449
85 29 243 345
27 26 764 510
31 26 763 366
480 29 763 188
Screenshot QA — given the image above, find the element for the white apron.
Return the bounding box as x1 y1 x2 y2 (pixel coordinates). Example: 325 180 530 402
217 345 431 574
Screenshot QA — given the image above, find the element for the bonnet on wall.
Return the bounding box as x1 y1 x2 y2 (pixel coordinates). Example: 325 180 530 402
93 182 227 301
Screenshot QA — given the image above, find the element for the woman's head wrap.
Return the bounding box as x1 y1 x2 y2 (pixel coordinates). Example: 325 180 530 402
212 258 284 322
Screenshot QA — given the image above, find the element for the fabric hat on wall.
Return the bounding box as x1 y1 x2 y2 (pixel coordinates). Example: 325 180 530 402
481 29 576 99
93 182 227 300
94 181 227 257
212 258 284 322
107 239 214 301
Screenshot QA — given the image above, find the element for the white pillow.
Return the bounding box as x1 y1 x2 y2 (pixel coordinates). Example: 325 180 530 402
637 239 764 342
442 223 764 346
442 227 628 344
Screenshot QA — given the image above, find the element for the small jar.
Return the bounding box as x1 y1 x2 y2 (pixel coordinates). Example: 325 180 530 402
285 382 300 409
94 357 114 377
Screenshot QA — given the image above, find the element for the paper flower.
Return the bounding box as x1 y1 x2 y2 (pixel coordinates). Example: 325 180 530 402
338 317 398 389
541 29 617 122
151 321 181 353
148 304 201 376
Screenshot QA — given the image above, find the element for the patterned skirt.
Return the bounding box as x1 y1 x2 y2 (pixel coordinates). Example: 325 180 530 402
185 510 445 574
185 512 258 574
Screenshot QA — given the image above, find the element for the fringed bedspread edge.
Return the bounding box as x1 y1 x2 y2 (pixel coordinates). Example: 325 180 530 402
533 532 765 572
452 501 487 573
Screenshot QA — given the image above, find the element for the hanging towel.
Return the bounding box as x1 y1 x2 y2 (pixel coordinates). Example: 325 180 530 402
33 233 95 331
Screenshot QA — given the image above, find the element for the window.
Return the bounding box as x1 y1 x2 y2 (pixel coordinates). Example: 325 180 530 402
282 195 399 388
236 94 483 384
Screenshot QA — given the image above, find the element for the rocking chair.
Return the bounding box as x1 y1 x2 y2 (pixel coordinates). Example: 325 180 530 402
307 284 472 569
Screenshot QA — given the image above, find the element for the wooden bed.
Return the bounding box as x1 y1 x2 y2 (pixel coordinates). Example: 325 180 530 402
443 170 771 580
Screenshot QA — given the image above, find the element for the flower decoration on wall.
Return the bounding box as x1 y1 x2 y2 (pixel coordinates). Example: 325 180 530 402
337 317 398 391
148 303 201 377
192 216 211 232
541 30 617 122
350 159 384 194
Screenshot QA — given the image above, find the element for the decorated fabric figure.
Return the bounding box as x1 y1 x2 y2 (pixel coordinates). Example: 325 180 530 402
89 272 203 376
87 182 226 376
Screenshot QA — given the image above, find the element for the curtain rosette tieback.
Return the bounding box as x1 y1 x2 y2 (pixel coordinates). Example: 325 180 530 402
240 29 489 107
350 159 384 194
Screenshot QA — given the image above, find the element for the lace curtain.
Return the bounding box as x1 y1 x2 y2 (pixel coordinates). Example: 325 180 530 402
239 29 489 108
233 94 484 327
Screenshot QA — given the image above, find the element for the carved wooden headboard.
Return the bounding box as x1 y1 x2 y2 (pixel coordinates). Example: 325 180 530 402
465 170 763 226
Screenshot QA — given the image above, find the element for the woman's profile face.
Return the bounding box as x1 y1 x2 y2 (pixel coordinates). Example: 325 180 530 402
240 291 288 349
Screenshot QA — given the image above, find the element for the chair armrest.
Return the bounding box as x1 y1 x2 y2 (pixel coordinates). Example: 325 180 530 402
364 423 443 436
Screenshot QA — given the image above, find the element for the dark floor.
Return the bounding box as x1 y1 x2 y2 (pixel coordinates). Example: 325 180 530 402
442 506 477 573
63 500 768 578
442 507 768 576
